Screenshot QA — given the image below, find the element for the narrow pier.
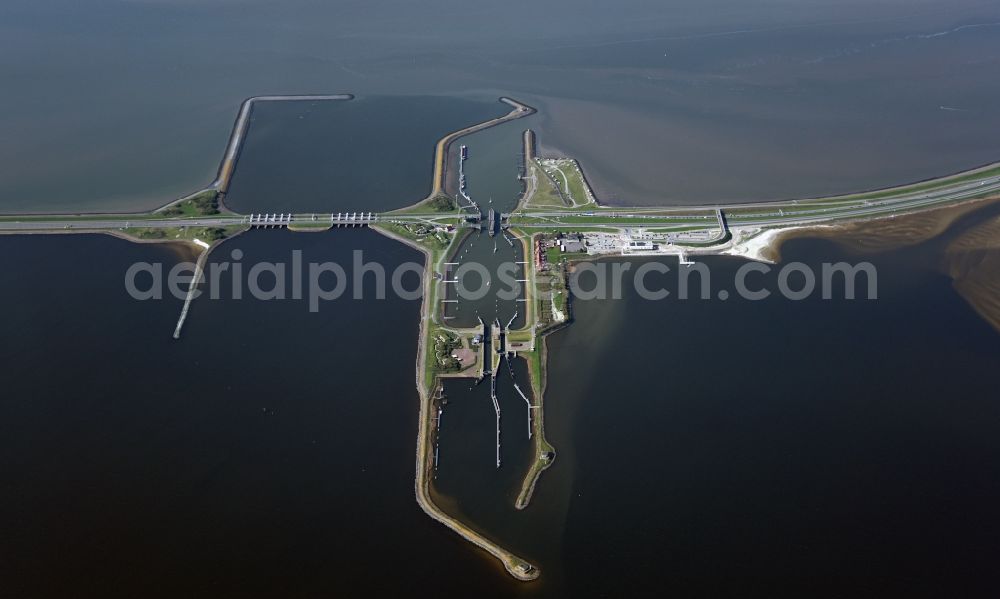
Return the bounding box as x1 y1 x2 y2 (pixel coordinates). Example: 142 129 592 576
458 144 474 208
490 369 501 469
503 349 533 441
433 404 442 476
486 318 502 468
523 129 536 162
172 245 212 339
513 382 533 440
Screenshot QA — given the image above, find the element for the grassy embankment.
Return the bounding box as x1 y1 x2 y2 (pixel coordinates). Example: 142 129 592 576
373 218 471 388
725 163 1000 221
514 339 557 509
0 190 223 223
503 153 595 506
803 163 1000 205
372 216 539 580
522 159 597 211
287 221 334 232
158 189 222 217
0 214 162 223
504 229 566 509
121 190 248 242
511 213 715 226
386 192 461 217
121 224 246 243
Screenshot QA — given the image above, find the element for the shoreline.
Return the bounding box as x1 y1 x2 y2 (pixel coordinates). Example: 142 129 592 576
209 94 355 212
724 194 1000 263
429 97 535 198
0 94 356 218
370 100 551 580
371 223 540 582
513 321 559 510
5 92 1000 585
539 123 1000 210
506 229 557 510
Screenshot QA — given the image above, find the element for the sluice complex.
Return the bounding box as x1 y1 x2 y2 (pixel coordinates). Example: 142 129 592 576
3 95 1000 581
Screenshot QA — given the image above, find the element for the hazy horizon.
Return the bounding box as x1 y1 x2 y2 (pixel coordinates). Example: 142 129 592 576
2 0 1000 210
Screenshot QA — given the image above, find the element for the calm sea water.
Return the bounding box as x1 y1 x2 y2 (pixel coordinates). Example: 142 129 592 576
3 1 1000 210
224 96 507 214
426 204 1000 597
547 244 1000 596
0 231 516 597
440 117 531 329
3 209 1000 597
4 1 1000 596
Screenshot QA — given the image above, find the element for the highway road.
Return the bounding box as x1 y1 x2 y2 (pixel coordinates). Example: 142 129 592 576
0 217 245 232
0 212 379 232
731 177 1000 226
0 167 997 236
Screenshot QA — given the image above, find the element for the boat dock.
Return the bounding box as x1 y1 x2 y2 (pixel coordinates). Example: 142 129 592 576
513 382 532 440
459 145 470 200
490 369 501 469
502 349 533 441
